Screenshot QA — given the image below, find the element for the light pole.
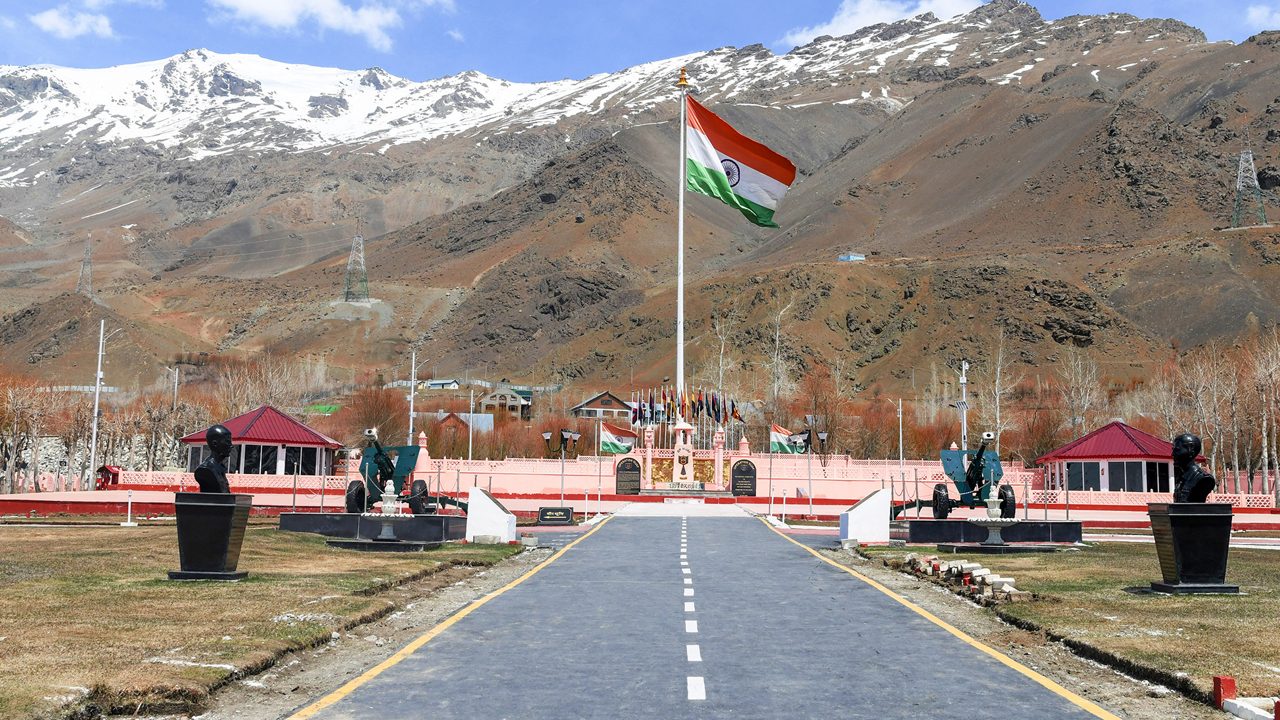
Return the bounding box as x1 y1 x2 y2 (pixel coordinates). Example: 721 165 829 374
406 348 429 446
87 319 121 490
815 430 828 518
166 366 180 412
543 428 580 506
957 360 970 451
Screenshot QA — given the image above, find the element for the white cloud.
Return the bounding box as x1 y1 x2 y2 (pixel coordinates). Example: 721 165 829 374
207 0 403 51
446 27 463 42
83 0 165 8
1247 4 1280 28
29 6 115 39
780 0 980 48
421 0 455 13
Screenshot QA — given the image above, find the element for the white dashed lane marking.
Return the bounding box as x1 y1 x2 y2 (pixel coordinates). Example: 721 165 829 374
686 620 698 633
684 588 694 596
687 644 702 662
687 676 706 700
684 602 696 612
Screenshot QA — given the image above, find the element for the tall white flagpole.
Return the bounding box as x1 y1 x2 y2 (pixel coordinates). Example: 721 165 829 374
676 67 689 418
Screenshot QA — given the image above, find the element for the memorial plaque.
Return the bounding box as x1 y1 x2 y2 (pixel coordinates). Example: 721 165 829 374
537 506 574 525
616 458 642 495
731 460 757 497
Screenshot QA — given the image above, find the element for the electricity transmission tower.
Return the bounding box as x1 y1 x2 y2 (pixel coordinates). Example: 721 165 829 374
1233 150 1268 228
76 236 93 297
343 232 369 302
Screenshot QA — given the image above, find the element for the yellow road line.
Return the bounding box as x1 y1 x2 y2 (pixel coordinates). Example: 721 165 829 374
288 519 612 719
761 518 1121 720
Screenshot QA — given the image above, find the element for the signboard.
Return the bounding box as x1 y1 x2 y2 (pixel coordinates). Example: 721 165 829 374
731 460 757 497
615 458 641 495
537 506 574 525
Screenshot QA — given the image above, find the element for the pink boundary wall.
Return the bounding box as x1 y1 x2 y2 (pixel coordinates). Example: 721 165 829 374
17 445 1269 512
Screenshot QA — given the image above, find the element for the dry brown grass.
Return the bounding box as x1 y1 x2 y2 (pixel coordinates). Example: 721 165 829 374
0 524 519 718
876 543 1280 698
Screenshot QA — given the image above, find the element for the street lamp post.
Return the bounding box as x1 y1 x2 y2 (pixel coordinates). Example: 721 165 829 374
815 430 828 518
544 429 581 506
87 319 121 490
406 349 429 446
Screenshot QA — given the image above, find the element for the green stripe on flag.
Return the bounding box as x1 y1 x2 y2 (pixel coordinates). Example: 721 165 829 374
601 440 633 454
686 158 779 228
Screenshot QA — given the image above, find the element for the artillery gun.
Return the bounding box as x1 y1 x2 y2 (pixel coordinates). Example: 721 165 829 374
892 431 1016 519
343 428 468 515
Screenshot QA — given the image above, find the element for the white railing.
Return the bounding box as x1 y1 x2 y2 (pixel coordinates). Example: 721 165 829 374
1029 489 1275 509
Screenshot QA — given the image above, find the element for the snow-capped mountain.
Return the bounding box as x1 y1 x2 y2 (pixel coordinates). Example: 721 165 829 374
0 0 1203 171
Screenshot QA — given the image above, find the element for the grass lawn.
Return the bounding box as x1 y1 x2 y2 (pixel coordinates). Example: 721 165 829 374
0 524 521 719
871 543 1280 698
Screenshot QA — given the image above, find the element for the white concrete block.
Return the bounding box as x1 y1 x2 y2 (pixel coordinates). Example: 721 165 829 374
465 487 518 544
838 489 890 544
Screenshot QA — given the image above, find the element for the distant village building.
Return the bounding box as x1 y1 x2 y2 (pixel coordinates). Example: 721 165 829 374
431 411 495 434
479 383 533 420
426 378 462 390
570 391 632 420
1035 421 1181 493
181 405 342 476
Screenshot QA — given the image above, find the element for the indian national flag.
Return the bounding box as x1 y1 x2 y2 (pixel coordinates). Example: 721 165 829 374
770 424 800 454
600 422 638 454
685 96 796 228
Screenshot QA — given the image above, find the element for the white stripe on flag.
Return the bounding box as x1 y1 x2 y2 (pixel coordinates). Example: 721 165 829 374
687 126 789 211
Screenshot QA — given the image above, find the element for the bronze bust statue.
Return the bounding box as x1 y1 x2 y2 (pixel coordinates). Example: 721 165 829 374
194 424 234 493
1172 433 1214 503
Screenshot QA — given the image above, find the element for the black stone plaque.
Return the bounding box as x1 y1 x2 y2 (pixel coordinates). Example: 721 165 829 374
731 460 757 497
538 506 574 525
616 458 642 495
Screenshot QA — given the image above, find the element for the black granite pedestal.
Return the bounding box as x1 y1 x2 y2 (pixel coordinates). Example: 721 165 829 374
169 492 252 581
1148 502 1239 594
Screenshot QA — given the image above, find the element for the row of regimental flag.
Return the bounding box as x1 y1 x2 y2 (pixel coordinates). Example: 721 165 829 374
628 388 745 427
598 420 809 456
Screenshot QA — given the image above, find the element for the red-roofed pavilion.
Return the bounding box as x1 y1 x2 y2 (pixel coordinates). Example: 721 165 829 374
180 406 342 476
1034 421 1192 493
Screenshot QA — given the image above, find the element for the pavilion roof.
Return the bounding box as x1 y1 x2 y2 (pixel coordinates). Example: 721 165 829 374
179 405 342 449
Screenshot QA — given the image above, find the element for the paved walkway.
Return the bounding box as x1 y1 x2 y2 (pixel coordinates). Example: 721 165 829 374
292 515 1112 719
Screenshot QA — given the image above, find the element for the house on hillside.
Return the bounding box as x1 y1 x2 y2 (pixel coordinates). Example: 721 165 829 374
181 405 343 476
432 411 495 434
426 379 462 390
1034 421 1187 493
480 383 533 420
571 391 633 420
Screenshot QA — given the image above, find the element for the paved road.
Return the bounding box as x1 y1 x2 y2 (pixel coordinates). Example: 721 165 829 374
295 511 1107 719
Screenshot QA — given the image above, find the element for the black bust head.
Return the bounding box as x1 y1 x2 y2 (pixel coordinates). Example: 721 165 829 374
206 424 233 460
1172 433 1200 465
1172 432 1214 503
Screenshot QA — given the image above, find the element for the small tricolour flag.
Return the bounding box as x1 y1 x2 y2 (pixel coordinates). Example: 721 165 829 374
770 424 800 454
601 422 638 454
685 96 797 228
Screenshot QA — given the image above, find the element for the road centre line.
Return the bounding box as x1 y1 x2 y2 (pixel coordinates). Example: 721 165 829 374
687 676 706 700
684 602 695 612
685 620 698 633
684 588 694 596
686 644 702 662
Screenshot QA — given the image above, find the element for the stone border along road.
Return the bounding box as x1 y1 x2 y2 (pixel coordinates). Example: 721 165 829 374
288 509 1118 719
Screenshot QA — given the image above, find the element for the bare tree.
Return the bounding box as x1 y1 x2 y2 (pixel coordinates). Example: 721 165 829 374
710 300 742 392
976 329 1023 455
1058 347 1101 436
767 294 796 417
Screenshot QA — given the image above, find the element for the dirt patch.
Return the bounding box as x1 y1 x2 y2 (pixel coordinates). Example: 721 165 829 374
150 547 553 719
819 549 1220 720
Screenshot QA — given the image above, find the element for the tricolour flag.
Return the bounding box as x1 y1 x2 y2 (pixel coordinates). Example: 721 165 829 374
770 424 801 453
601 422 638 454
685 96 797 228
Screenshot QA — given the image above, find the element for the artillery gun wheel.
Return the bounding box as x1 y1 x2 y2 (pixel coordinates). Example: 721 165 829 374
344 480 366 514
998 484 1016 519
406 479 430 515
931 483 952 519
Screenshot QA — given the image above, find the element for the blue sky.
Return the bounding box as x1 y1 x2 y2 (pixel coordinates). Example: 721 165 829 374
0 0 1277 82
